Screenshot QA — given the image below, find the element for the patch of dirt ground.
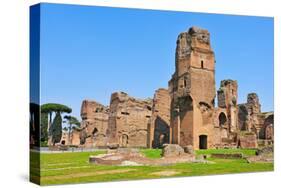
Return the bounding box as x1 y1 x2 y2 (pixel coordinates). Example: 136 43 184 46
41 168 136 181
151 170 180 177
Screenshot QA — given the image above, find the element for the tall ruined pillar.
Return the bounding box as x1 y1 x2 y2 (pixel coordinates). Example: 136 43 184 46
149 88 171 148
247 93 261 114
217 80 238 133
246 93 261 136
169 26 216 149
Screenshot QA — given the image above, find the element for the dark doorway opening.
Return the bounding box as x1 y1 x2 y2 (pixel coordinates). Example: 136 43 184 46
61 140 65 145
199 135 207 149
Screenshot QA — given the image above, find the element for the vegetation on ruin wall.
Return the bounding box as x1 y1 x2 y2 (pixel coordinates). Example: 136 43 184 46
30 149 273 185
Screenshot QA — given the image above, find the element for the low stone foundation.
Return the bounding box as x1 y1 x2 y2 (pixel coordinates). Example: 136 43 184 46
89 147 198 166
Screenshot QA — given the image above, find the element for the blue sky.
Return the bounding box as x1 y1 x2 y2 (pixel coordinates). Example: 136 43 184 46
37 3 274 120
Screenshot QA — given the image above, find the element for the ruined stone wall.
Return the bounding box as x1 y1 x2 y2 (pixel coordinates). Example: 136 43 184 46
149 88 171 148
218 80 238 108
247 93 261 114
60 131 70 145
71 129 81 146
238 93 262 134
238 104 250 131
256 112 274 140
264 113 274 140
67 26 273 150
238 132 257 149
108 92 152 148
192 102 215 150
237 93 274 147
80 100 109 148
212 108 229 147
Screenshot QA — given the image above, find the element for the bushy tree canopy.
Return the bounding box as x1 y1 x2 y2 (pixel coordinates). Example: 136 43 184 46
64 115 80 128
41 103 72 114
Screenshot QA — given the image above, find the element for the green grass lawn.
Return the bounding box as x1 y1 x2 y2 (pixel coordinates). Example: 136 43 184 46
140 148 162 158
30 148 273 185
195 148 257 157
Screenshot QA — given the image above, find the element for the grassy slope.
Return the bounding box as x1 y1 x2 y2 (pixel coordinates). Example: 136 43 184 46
30 149 273 185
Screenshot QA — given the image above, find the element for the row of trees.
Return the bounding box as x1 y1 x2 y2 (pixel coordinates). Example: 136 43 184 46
40 103 80 146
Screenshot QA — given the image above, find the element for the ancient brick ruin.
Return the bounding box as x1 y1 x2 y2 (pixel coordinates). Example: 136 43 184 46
67 100 110 148
107 92 153 148
61 26 274 150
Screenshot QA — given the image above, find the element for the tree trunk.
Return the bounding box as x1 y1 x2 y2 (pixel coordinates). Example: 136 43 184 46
68 123 72 145
47 112 53 146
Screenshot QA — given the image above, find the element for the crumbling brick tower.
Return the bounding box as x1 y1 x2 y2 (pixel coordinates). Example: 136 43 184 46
169 26 216 149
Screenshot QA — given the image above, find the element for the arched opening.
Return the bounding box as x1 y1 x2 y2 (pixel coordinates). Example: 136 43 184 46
219 113 227 127
61 140 65 145
199 135 207 149
92 128 98 137
152 116 170 148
